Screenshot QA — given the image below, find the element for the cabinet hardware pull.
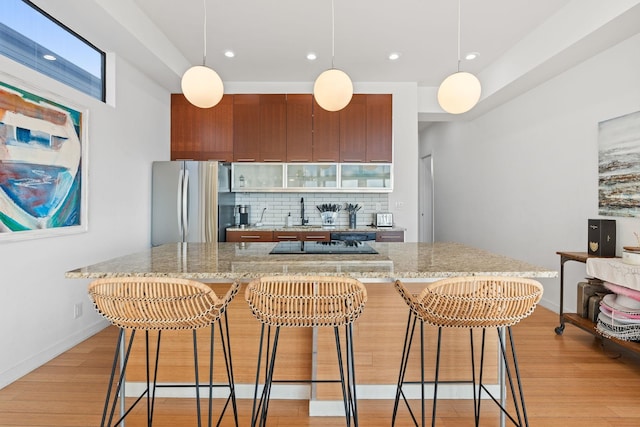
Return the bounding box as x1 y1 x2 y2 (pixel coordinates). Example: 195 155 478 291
306 235 326 239
237 158 255 162
369 160 390 163
241 235 260 239
276 236 296 239
342 159 364 162
263 159 282 162
316 159 335 162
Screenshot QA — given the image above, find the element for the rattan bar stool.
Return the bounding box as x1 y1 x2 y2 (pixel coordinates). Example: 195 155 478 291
392 276 543 427
88 277 240 427
245 275 368 427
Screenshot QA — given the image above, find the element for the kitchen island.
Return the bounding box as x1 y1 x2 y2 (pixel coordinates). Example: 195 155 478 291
66 241 555 281
66 241 556 418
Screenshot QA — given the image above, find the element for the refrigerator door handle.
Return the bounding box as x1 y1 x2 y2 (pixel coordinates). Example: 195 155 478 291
182 169 190 238
177 168 185 240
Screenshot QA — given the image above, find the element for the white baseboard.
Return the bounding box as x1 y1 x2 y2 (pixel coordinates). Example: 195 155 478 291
0 319 109 390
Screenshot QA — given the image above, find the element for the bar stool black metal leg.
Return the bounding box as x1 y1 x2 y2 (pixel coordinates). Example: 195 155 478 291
102 329 130 427
251 324 265 426
392 310 418 426
347 323 359 427
217 313 239 427
469 329 478 425
476 329 487 427
149 330 163 427
334 326 351 426
193 329 202 427
432 327 443 427
508 326 530 427
251 325 280 427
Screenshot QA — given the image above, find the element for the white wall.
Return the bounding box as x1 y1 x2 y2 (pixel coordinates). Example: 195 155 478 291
420 33 640 313
0 55 169 388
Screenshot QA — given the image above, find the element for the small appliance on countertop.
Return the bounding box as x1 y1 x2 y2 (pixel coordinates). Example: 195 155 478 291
237 205 250 228
374 212 394 228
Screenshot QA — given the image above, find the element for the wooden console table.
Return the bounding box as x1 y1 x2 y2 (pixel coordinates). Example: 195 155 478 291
555 251 640 355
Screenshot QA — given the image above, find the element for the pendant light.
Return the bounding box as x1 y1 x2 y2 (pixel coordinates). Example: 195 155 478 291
313 0 353 112
181 0 224 109
437 0 481 114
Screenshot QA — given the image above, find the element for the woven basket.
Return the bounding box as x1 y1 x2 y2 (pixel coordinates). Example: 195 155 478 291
88 277 239 330
245 276 367 328
395 276 543 329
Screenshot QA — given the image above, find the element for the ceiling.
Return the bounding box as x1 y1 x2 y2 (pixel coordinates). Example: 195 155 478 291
132 0 567 86
30 0 640 118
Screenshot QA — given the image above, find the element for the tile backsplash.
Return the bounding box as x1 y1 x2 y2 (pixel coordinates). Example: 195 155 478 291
235 192 389 228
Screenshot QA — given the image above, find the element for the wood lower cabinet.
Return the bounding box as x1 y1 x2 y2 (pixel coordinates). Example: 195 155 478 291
273 231 331 242
273 231 299 241
170 94 233 161
298 231 330 241
226 230 273 242
376 230 404 242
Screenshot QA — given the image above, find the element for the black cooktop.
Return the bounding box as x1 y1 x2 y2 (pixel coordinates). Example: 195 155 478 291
270 240 378 255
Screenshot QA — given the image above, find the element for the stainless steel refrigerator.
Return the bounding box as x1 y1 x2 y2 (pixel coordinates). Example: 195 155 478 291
151 161 236 245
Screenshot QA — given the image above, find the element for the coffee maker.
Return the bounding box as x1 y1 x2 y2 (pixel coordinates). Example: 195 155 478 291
237 205 250 228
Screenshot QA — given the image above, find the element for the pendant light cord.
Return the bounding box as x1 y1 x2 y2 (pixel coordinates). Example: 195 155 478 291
456 0 461 72
331 0 335 69
202 0 207 66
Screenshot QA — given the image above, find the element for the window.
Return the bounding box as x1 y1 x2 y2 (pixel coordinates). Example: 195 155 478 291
0 0 105 101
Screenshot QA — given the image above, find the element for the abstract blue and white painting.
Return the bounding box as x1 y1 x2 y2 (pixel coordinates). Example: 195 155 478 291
0 80 86 240
598 110 640 217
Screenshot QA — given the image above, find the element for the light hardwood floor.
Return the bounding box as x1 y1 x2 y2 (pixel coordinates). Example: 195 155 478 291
1 306 640 426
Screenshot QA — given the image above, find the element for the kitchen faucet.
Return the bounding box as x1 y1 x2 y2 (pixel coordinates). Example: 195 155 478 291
300 197 309 225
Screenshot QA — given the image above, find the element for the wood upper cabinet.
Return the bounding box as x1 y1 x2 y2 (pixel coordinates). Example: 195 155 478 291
339 94 367 162
233 94 261 161
174 92 392 164
260 94 287 162
286 94 313 162
234 94 286 162
312 98 340 162
171 93 233 161
366 94 393 162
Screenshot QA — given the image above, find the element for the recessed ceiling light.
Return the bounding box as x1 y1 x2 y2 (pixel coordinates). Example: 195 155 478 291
224 50 235 58
43 54 56 61
307 52 317 61
465 52 479 61
388 52 401 61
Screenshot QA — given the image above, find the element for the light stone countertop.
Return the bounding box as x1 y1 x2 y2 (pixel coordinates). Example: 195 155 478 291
65 241 557 282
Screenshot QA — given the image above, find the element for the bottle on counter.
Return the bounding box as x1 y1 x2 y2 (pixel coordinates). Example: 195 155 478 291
286 212 293 227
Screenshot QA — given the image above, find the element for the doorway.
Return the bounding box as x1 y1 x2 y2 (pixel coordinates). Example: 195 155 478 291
419 154 434 243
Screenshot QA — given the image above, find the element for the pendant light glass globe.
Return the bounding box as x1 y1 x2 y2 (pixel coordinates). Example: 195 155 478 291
437 71 481 114
181 65 224 109
313 68 353 112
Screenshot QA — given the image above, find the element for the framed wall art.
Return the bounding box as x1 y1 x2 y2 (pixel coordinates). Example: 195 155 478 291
598 110 640 218
0 76 88 241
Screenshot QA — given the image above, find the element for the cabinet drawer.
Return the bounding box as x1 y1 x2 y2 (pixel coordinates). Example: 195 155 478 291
226 230 273 242
273 232 299 241
299 232 330 242
376 231 404 242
